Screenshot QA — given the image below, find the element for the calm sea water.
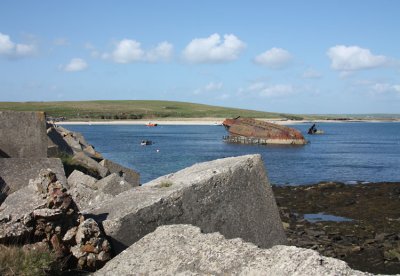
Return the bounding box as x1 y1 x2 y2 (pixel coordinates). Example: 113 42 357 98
65 123 400 185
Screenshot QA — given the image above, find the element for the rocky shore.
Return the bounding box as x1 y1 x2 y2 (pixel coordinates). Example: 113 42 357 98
273 182 400 274
1 111 398 275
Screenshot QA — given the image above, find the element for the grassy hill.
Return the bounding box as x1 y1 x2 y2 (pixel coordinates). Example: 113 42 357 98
0 100 304 120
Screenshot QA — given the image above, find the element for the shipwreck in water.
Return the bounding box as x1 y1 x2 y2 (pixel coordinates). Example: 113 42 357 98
222 117 307 145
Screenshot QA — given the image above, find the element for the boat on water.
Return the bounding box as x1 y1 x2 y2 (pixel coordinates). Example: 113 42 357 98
146 122 158 127
307 124 324 135
222 117 307 145
140 140 153 146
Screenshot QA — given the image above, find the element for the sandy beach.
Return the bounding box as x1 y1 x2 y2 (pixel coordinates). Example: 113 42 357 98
57 118 226 126
56 118 400 126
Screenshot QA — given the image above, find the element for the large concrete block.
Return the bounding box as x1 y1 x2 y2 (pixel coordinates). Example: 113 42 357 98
69 182 114 210
0 158 67 195
67 170 97 189
0 176 9 205
88 154 286 254
47 127 74 157
99 159 140 187
95 173 133 196
72 152 108 178
0 111 47 158
95 225 366 276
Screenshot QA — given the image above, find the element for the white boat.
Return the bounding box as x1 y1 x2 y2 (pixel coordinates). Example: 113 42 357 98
140 140 153 146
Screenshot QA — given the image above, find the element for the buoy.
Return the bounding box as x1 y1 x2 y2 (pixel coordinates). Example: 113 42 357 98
156 149 160 153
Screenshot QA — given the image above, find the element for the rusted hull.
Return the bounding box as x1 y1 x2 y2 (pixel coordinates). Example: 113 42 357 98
223 117 306 145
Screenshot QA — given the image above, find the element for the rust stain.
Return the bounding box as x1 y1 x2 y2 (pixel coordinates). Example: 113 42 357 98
223 117 306 144
37 111 46 122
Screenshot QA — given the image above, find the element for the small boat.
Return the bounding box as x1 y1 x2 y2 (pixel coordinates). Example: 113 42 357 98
140 140 153 146
307 124 324 135
146 122 158 127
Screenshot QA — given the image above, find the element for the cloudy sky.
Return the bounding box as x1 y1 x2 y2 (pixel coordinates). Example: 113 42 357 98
0 1 399 114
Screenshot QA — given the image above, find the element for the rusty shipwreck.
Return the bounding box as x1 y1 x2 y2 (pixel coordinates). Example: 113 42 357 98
222 117 307 145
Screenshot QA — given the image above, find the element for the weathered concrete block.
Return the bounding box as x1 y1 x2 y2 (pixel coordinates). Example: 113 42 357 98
64 135 82 151
69 182 114 210
47 127 74 157
0 171 51 242
0 183 47 223
95 173 133 196
67 170 97 189
0 176 9 205
0 158 67 195
83 145 103 160
95 225 366 276
72 152 108 178
0 111 47 158
88 154 286 254
99 159 140 187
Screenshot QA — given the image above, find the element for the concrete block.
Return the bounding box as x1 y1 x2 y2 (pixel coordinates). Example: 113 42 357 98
47 127 73 157
95 173 133 196
0 158 67 195
72 152 108 178
0 111 47 158
95 225 366 276
0 176 9 205
69 182 114 210
88 154 286 254
99 159 140 187
67 170 97 189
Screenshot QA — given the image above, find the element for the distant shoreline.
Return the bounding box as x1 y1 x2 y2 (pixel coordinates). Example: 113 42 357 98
56 118 400 126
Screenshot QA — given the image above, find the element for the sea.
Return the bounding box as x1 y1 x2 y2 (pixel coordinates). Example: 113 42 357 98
65 122 400 185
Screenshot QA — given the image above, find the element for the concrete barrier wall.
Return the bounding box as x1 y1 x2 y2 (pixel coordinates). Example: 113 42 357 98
0 158 67 195
0 111 47 158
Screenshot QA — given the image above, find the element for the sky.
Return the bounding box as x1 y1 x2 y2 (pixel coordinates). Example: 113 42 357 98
0 1 399 114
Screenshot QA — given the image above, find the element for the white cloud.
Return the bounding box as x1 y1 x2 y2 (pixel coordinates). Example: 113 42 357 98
302 69 322 79
0 33 14 54
103 39 173 63
194 81 224 95
109 39 144 63
327 45 388 71
245 82 295 97
205 81 223 91
254 47 292 69
259 84 295 97
0 32 35 58
62 58 88 72
182 33 245 63
247 82 265 91
146 41 173 62
353 79 400 95
370 82 400 94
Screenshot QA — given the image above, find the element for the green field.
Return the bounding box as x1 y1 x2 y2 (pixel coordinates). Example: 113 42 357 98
1 100 399 121
0 100 305 120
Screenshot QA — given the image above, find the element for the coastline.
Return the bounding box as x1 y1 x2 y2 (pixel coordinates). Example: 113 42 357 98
56 118 400 126
273 181 400 274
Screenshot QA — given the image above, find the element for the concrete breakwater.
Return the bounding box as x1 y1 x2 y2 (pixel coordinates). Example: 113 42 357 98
0 111 372 275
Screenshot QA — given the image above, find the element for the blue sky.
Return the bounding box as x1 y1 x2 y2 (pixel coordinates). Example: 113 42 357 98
1 1 399 114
